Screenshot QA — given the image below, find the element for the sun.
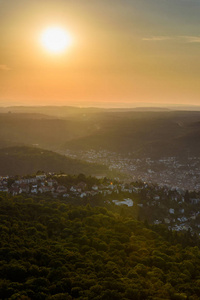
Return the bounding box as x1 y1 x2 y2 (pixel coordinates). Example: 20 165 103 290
40 26 72 54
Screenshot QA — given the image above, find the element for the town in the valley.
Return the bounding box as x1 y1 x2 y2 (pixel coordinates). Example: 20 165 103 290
62 149 200 191
1 171 200 236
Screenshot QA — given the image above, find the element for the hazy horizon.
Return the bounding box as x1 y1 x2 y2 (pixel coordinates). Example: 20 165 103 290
1 102 200 111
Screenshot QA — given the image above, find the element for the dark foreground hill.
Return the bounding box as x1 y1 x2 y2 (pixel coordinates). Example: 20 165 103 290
0 147 109 177
0 194 200 299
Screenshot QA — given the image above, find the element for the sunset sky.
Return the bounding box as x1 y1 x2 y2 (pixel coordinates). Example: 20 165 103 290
1 0 200 107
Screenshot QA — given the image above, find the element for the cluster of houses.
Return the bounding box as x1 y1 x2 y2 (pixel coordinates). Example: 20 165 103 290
63 149 200 191
0 173 142 199
1 172 200 234
0 175 57 196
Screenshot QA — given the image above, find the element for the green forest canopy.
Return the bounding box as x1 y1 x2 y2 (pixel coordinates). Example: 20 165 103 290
1 193 200 299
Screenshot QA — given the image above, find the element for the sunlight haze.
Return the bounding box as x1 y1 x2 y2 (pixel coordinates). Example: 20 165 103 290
40 26 73 54
1 0 200 107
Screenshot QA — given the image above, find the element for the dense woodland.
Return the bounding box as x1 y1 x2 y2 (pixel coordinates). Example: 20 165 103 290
1 193 200 299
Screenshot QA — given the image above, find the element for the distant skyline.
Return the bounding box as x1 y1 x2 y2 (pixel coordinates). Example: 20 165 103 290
1 0 200 107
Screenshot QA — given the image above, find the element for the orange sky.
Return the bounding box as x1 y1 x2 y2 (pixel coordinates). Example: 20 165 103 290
1 0 200 107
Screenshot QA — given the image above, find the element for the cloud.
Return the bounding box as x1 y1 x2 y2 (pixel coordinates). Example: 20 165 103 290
143 35 200 43
0 64 11 71
142 36 172 42
182 36 200 43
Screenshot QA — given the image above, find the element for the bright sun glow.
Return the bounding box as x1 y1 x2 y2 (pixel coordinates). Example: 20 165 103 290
40 27 72 54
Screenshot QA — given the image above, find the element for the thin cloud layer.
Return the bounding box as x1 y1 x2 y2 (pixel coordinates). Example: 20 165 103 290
183 36 200 43
0 64 11 71
142 36 172 41
143 36 200 43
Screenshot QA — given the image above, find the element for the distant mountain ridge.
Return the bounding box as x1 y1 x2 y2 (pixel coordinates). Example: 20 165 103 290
1 109 200 159
131 107 171 111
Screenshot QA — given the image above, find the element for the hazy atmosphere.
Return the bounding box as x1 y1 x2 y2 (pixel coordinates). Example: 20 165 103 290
1 0 200 107
2 2 200 299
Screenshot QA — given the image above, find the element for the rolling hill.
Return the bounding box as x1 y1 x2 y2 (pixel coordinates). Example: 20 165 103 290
1 108 200 159
0 146 110 177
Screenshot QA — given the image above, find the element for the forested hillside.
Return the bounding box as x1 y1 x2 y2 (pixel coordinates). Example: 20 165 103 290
0 147 109 177
1 109 200 159
1 194 200 299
